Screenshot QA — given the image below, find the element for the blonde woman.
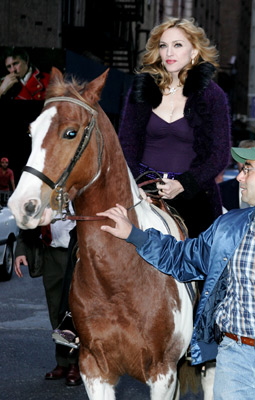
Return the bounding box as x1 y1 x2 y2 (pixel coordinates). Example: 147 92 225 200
119 18 231 237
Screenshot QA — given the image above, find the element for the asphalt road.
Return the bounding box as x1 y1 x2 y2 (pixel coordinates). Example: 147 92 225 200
0 267 203 400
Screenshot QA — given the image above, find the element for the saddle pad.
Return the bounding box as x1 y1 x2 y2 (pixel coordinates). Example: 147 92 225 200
150 203 181 240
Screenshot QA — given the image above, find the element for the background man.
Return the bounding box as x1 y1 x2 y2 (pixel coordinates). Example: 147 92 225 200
0 157 15 192
15 210 81 387
0 157 15 206
0 47 49 100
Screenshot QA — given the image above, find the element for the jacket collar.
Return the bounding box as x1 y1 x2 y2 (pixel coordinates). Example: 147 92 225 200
183 62 216 97
131 62 216 108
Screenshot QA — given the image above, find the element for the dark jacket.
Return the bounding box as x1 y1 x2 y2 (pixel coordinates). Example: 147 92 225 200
118 63 231 220
15 228 43 277
15 67 50 100
219 178 239 210
127 207 254 365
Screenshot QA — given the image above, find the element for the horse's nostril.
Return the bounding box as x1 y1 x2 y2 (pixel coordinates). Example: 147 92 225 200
24 200 38 216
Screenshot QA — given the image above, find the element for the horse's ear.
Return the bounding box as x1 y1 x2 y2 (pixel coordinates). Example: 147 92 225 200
83 68 109 105
49 67 64 83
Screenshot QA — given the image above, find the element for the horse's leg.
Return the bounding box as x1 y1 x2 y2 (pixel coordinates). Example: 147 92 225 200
201 361 216 400
148 367 179 400
79 346 116 400
81 375 116 400
173 380 180 400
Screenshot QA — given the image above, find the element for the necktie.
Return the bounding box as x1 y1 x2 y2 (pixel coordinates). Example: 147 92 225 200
41 224 52 246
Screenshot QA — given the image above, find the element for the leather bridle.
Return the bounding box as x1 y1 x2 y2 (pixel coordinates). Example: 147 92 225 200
22 96 104 217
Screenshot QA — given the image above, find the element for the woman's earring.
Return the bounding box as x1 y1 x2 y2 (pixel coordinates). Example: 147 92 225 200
191 58 194 65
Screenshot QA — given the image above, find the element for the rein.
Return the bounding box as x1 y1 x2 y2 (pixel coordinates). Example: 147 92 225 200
53 200 144 222
23 96 104 216
136 170 165 199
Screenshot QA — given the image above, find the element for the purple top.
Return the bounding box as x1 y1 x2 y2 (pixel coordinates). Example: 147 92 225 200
141 112 196 173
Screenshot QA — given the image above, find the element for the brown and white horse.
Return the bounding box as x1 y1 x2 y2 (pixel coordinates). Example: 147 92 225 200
8 68 194 400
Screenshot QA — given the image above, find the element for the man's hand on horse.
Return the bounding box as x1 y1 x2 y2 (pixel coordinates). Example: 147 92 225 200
97 204 132 239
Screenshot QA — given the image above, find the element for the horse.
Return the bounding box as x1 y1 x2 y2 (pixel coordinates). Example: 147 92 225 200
8 68 195 400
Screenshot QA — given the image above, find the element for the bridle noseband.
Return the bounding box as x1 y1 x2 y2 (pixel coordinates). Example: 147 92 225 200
23 96 104 216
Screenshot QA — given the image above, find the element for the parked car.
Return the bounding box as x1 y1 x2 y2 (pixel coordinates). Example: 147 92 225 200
0 203 19 280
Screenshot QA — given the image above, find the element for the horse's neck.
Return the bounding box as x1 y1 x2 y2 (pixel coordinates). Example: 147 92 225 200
72 110 140 274
74 177 140 279
74 114 137 216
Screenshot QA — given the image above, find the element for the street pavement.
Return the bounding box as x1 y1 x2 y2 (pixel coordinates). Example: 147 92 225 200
0 267 203 400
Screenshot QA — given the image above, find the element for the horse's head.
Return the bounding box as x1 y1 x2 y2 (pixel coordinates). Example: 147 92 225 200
8 67 109 229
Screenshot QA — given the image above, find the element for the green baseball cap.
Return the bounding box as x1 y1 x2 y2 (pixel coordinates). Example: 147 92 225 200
231 147 255 163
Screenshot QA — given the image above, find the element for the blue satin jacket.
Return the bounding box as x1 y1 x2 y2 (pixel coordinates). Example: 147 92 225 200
127 207 255 365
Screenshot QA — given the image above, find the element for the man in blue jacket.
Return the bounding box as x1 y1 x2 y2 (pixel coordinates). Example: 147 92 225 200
98 146 255 400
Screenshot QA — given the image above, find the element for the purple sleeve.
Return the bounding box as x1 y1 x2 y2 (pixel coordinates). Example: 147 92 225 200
118 89 151 178
176 82 231 197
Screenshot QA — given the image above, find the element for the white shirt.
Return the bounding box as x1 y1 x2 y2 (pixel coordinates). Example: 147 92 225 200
50 203 76 248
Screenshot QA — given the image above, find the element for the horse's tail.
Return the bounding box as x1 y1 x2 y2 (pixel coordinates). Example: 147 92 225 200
178 357 201 396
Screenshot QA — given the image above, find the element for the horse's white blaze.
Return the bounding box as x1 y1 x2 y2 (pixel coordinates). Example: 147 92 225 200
80 374 116 400
28 106 57 166
8 107 57 228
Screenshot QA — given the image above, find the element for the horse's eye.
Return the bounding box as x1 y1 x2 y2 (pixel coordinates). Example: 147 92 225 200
63 129 77 139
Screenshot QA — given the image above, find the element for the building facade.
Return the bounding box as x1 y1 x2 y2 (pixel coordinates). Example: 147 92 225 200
0 0 254 133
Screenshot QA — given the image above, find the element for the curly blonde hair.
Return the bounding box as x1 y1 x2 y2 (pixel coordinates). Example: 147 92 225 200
140 17 219 92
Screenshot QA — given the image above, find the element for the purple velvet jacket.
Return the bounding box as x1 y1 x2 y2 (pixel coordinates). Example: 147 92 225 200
118 63 231 219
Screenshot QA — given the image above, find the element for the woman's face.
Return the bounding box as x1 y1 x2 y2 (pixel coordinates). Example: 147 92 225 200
159 27 198 76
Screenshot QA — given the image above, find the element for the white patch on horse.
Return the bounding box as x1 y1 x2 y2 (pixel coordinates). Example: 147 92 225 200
8 107 57 227
17 107 56 195
80 373 116 400
147 370 178 400
28 106 57 169
172 287 193 357
127 167 179 236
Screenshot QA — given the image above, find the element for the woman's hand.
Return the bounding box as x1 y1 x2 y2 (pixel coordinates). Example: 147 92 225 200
97 204 133 239
157 178 184 199
139 188 153 203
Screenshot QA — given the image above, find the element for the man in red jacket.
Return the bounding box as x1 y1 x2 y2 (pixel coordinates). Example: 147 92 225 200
0 157 15 192
0 47 50 100
0 157 15 206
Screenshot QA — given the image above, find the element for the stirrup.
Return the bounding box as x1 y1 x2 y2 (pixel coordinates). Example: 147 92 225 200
52 329 80 349
52 311 79 349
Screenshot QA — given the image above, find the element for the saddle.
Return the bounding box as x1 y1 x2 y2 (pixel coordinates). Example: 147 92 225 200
150 198 188 241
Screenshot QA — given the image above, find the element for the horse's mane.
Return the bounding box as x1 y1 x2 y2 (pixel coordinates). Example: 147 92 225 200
45 74 88 100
